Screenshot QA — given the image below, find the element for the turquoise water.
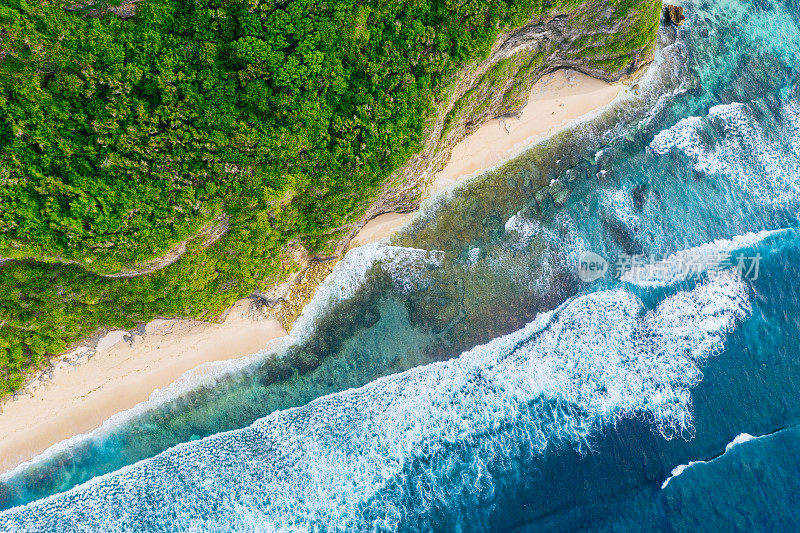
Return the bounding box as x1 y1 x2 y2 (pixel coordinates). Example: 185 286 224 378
2 0 800 529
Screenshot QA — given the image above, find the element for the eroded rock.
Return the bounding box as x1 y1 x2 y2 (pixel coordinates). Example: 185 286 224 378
665 5 686 26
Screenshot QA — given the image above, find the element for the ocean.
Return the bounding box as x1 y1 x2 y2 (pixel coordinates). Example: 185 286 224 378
2 0 800 530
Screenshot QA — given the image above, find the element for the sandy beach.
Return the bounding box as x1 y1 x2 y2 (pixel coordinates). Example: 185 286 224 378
354 69 623 245
0 300 286 473
0 68 620 475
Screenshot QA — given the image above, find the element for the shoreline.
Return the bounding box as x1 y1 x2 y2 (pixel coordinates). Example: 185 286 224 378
351 69 624 246
0 300 287 474
0 68 623 475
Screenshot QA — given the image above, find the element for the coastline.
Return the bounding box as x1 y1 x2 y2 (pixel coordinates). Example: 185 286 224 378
0 68 623 475
352 69 624 245
0 300 287 474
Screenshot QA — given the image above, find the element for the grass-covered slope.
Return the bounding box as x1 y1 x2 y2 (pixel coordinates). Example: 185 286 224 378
0 0 661 395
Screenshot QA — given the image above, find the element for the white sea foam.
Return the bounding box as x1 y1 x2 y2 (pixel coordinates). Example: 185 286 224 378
650 99 800 207
466 247 481 265
632 20 694 129
649 115 704 158
602 188 640 230
503 211 589 292
504 205 767 291
504 212 542 241
505 211 586 262
661 461 702 490
0 271 750 531
621 229 779 286
291 243 444 340
725 432 756 452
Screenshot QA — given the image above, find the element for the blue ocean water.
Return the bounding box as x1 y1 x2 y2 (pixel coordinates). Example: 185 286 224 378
2 0 800 530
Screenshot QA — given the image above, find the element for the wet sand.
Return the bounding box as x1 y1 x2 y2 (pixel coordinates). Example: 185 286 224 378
0 299 287 473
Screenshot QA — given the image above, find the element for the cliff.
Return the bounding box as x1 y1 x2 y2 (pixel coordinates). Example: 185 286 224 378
265 0 662 329
352 0 660 245
0 0 662 396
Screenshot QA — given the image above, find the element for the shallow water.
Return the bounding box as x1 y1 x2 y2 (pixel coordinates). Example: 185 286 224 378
2 0 800 530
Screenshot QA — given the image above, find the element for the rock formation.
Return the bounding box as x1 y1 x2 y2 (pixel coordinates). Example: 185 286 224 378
665 5 685 26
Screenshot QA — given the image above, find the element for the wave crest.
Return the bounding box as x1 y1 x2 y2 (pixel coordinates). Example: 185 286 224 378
0 271 750 531
649 99 800 207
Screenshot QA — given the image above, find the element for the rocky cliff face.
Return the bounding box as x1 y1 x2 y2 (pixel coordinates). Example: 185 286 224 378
1 1 662 336
265 0 663 329
336 0 661 253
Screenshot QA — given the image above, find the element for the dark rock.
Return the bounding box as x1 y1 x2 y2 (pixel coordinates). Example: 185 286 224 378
664 5 685 26
534 188 550 205
631 183 648 211
602 215 643 256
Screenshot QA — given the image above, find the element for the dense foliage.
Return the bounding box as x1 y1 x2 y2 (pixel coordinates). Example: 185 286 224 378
0 0 661 395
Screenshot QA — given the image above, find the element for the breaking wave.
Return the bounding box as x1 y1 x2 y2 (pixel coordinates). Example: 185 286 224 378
291 243 444 340
662 432 759 489
620 229 781 287
649 99 800 207
0 269 750 531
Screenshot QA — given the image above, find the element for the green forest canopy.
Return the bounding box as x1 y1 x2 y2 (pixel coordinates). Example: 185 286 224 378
0 0 661 395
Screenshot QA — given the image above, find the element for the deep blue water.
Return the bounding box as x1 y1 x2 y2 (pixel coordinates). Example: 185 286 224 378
2 0 800 530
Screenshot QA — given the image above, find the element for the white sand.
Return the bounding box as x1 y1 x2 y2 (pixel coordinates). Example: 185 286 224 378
350 212 415 247
0 299 287 473
354 69 622 245
0 69 621 474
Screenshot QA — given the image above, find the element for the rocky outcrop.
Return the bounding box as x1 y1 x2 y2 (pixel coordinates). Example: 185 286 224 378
264 260 339 331
664 5 686 26
264 0 662 331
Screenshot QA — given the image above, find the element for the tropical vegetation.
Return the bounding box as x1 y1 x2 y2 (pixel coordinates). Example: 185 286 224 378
0 0 661 395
